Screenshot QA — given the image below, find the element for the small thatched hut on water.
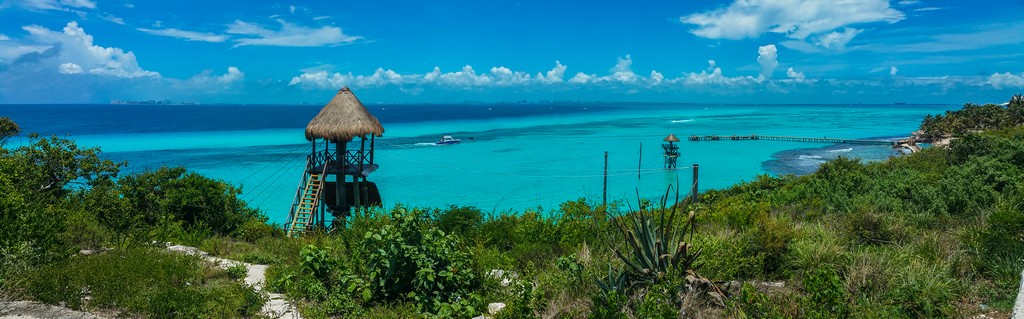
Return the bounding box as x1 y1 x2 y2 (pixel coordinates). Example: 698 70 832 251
286 88 384 235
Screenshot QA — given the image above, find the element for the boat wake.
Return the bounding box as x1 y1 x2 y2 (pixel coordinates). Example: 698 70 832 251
828 148 853 153
670 119 694 123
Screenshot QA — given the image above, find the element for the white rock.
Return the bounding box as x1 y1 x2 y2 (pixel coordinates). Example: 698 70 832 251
489 302 506 315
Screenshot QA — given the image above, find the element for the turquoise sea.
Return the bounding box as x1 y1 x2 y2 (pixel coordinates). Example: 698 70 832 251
1 102 953 225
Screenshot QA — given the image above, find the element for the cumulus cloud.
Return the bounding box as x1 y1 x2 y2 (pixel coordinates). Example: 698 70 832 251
986 72 1024 89
0 34 8 40
290 68 410 88
137 27 229 42
814 28 862 50
786 67 805 82
227 19 362 47
180 66 245 91
20 21 159 78
684 59 758 86
682 0 902 51
890 66 899 76
536 61 566 84
757 44 778 81
58 62 82 74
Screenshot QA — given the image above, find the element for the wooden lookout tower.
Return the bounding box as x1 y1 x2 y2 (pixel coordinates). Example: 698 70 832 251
662 133 680 169
286 88 385 236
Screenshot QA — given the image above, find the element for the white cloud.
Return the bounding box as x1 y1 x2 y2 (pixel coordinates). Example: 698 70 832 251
814 28 862 50
986 72 1024 89
137 27 229 42
21 21 159 78
684 60 757 86
290 68 412 88
681 0 903 41
6 0 95 10
289 5 296 14
184 66 245 88
490 66 531 86
757 44 778 81
59 0 94 9
568 72 594 84
786 67 805 82
649 70 664 85
914 7 944 12
857 22 1024 53
58 62 82 74
0 34 8 40
897 0 920 5
227 19 362 47
890 66 899 76
98 13 125 25
609 54 638 84
536 60 566 84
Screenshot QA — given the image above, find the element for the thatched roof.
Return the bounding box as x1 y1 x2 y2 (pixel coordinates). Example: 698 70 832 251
663 134 680 142
305 87 384 142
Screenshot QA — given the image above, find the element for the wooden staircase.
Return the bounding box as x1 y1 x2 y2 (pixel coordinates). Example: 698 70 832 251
287 173 323 236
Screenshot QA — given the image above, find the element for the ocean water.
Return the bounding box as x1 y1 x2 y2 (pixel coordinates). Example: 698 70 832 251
1 102 953 224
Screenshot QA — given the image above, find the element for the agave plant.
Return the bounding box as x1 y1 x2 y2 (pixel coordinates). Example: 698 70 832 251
610 185 701 283
594 263 627 297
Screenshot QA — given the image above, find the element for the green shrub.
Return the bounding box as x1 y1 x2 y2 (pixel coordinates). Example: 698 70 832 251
741 214 795 278
432 205 484 240
225 264 248 280
361 208 481 314
802 266 849 319
26 248 264 318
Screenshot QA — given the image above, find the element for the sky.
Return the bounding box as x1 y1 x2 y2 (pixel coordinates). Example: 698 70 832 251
0 0 1022 104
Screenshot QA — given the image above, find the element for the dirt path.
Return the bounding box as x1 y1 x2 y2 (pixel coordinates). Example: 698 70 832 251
166 245 302 319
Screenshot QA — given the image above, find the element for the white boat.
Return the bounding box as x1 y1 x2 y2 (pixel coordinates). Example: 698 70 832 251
436 134 461 145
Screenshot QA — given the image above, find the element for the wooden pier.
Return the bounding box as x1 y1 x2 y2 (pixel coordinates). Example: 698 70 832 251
688 134 903 146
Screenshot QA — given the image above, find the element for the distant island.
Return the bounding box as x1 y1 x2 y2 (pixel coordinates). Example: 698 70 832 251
109 99 198 105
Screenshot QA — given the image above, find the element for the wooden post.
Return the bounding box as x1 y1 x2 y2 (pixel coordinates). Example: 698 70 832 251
369 135 375 165
355 137 366 209
603 151 608 207
335 140 347 226
691 163 699 204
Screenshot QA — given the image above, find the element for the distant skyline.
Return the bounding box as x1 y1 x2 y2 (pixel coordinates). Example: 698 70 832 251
0 0 1022 104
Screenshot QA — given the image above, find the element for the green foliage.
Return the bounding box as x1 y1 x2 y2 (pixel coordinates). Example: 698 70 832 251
432 205 484 240
27 248 264 318
361 208 480 314
802 266 849 319
920 100 1024 138
740 214 795 278
633 282 679 319
588 290 627 319
0 116 19 145
495 281 542 319
117 166 263 236
609 193 701 284
730 283 799 319
225 263 248 280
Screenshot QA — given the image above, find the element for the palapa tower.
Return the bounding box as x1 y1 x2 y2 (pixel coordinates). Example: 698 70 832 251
286 87 384 236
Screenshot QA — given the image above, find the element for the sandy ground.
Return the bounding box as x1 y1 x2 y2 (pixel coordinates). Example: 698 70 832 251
0 246 302 319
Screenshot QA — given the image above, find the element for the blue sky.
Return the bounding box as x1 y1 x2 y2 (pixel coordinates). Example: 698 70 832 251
0 0 1022 104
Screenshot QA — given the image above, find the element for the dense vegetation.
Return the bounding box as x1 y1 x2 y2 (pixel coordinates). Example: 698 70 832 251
1 95 1022 318
0 117 277 318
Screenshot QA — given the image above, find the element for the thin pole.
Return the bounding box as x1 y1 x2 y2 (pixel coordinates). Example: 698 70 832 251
603 151 608 207
637 142 642 182
691 163 699 204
